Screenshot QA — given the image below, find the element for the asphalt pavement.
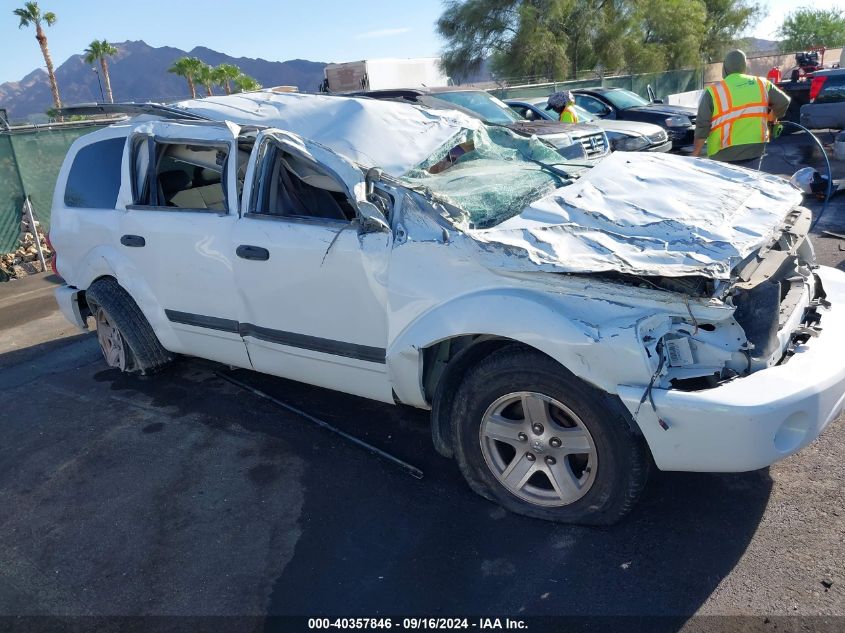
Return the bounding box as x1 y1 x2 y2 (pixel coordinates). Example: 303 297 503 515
1 136 843 632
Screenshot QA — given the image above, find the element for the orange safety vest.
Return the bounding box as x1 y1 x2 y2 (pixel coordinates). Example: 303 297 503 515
706 74 771 157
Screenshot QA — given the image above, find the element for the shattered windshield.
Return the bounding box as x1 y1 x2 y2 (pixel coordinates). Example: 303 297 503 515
401 124 584 230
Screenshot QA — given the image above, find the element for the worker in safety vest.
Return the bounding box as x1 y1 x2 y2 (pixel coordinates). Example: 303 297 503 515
546 91 579 123
692 49 790 165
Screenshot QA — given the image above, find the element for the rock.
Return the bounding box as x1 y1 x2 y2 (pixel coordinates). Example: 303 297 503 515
822 579 833 589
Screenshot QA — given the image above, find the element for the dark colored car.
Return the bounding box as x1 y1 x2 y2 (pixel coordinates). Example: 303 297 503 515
800 67 845 129
349 88 611 163
572 87 697 148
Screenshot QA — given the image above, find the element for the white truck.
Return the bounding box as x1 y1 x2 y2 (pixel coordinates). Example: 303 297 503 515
321 58 449 93
51 93 845 525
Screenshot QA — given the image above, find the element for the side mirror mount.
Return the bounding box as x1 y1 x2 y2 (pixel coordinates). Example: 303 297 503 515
357 200 391 234
365 167 383 198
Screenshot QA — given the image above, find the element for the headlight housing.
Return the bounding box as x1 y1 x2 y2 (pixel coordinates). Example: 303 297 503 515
612 135 650 151
665 115 692 127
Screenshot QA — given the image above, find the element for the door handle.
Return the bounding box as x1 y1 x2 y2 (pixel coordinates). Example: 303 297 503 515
120 235 146 247
236 245 270 261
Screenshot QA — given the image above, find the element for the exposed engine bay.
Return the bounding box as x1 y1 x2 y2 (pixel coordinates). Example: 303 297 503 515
635 206 825 392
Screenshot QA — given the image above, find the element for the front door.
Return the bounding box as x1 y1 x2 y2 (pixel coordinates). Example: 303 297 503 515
116 119 251 368
231 130 394 402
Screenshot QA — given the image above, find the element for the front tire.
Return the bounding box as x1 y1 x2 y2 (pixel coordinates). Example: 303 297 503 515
451 346 650 525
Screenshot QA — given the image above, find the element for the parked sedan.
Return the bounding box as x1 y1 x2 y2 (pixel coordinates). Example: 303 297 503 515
506 97 671 152
573 87 697 148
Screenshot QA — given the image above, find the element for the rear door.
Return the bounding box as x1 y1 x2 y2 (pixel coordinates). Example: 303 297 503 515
231 130 394 402
116 119 251 367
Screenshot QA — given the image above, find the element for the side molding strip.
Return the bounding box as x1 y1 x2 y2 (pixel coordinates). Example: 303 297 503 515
165 310 386 364
165 310 239 333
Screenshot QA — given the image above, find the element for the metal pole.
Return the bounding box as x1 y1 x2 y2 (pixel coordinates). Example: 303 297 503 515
23 197 47 271
92 68 104 102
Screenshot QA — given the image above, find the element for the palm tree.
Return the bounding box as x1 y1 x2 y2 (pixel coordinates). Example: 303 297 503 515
83 39 117 103
212 63 241 95
167 56 204 98
195 62 215 97
233 74 262 93
14 2 61 111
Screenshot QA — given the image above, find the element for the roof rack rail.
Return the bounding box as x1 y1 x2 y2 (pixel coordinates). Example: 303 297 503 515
58 102 211 121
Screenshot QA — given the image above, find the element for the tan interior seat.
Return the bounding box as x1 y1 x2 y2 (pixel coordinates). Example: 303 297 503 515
169 184 227 211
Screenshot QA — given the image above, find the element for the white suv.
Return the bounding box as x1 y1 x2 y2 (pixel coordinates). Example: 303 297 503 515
51 93 845 524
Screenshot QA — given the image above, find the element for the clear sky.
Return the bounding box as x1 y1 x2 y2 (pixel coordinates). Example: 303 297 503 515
0 0 842 85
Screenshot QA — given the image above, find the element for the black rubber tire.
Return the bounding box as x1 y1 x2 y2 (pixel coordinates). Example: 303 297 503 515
85 277 174 374
451 345 650 525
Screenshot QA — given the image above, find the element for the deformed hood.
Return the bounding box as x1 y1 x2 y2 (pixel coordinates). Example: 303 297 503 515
467 152 802 279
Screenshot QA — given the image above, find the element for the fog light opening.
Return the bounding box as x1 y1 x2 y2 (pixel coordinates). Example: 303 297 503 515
773 411 812 453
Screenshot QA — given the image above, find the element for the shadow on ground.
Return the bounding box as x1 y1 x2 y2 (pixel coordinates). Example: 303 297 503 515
75 358 773 626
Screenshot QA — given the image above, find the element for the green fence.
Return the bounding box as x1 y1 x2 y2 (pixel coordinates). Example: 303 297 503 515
489 67 704 102
0 122 107 253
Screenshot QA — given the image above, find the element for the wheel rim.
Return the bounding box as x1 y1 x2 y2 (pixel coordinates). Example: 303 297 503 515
95 307 127 371
479 391 598 507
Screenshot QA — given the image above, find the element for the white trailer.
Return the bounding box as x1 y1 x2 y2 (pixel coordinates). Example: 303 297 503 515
322 58 449 93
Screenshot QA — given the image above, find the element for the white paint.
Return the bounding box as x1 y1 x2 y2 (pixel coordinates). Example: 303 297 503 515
618 267 845 471
472 151 803 279
173 92 478 178
49 94 845 479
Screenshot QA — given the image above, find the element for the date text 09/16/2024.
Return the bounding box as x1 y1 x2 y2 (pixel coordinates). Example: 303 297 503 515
307 618 527 630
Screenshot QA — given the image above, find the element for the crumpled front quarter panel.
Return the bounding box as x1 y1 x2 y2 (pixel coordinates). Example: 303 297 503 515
385 225 674 408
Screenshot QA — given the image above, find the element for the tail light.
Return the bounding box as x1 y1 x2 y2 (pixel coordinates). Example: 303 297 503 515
45 232 58 275
809 75 828 101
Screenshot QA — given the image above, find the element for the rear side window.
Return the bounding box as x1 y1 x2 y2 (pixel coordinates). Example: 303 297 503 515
131 137 231 212
64 137 125 208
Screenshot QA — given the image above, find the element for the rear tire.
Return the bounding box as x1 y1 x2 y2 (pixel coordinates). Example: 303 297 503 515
85 278 174 374
451 345 650 525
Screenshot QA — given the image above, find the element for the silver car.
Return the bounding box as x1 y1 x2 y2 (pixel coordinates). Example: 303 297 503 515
507 97 672 153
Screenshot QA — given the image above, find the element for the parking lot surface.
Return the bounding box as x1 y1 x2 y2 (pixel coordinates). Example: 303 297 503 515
1 136 844 630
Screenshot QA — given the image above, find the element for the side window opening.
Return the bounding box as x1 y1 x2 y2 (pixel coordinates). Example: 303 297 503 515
252 143 356 222
131 137 231 212
64 137 125 209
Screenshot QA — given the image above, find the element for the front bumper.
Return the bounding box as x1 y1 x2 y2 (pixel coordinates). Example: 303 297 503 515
667 126 695 147
618 265 845 472
647 139 673 153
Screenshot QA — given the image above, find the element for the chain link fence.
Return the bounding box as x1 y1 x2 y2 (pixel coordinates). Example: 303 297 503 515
0 122 107 254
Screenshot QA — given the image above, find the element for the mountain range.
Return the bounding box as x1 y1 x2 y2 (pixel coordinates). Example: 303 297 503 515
0 40 327 121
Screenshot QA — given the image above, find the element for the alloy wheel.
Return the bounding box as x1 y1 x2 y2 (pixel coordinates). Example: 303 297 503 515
479 391 598 507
